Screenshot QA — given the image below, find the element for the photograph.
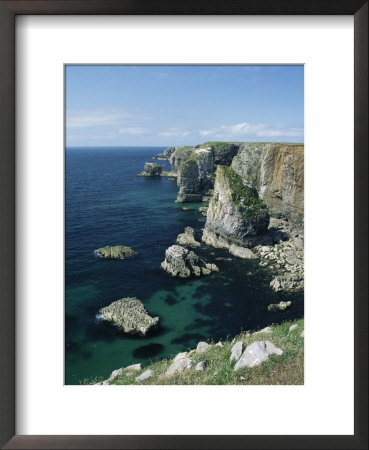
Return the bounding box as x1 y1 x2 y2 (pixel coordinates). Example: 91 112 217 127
65 64 304 386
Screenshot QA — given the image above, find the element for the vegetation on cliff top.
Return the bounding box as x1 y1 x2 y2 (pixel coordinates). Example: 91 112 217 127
82 318 304 385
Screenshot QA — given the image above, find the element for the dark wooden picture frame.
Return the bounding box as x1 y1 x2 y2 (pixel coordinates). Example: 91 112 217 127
0 1 367 449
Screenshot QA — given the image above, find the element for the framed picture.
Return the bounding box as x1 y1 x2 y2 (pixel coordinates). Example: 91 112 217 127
0 1 367 449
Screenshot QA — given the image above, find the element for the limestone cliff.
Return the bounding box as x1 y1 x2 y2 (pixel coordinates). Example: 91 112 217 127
176 148 214 202
202 166 269 250
232 144 304 224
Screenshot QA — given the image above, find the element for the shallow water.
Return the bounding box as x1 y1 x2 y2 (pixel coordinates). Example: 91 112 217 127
65 147 304 384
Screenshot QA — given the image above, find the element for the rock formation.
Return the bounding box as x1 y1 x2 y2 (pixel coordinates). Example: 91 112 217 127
267 300 292 311
176 148 214 202
101 297 159 336
153 146 176 160
161 245 218 278
138 162 163 176
96 245 137 259
176 226 200 247
169 146 195 171
232 143 304 224
234 341 283 370
202 165 269 250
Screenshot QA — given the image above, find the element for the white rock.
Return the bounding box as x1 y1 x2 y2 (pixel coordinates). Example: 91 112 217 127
166 354 192 376
229 244 257 259
135 369 153 382
174 352 188 361
289 324 298 332
108 368 123 382
196 341 210 353
125 363 142 371
234 341 283 370
300 330 304 337
215 341 223 347
195 361 206 371
230 341 244 362
255 326 272 334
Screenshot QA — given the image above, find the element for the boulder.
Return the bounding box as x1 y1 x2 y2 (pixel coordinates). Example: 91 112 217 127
165 352 192 376
229 244 257 259
230 341 244 362
96 245 137 259
195 361 206 371
135 369 153 382
267 300 292 311
176 226 200 247
101 297 159 336
139 162 163 176
234 341 283 370
196 341 210 353
289 324 298 332
161 245 218 278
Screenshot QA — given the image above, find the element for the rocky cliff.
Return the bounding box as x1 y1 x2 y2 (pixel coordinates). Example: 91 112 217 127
202 165 269 250
232 143 304 224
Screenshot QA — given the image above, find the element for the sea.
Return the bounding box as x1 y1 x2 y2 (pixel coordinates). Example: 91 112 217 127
65 147 304 384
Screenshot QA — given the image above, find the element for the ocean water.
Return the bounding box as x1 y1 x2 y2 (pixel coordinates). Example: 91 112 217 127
65 147 304 384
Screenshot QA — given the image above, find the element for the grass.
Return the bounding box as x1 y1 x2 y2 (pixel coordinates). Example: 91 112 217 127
105 318 304 386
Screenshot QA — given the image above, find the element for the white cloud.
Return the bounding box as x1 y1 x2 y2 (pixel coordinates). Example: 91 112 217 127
118 127 149 135
159 128 191 137
66 108 149 129
198 122 303 139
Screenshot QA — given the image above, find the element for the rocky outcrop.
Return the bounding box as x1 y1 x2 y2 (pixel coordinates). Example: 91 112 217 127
101 297 159 336
153 146 176 160
165 352 193 376
199 142 240 166
267 300 292 311
232 143 304 224
255 218 304 292
96 245 137 259
234 341 283 370
139 162 163 176
202 166 269 251
176 148 214 202
176 226 200 247
169 146 195 171
161 245 218 278
136 369 153 382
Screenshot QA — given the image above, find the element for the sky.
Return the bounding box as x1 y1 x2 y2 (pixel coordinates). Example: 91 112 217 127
66 65 304 147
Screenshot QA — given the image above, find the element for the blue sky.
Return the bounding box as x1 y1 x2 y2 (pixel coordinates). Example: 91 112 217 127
66 65 304 147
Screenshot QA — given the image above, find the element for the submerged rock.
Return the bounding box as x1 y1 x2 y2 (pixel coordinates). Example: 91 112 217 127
161 245 218 278
139 162 163 176
234 341 283 370
176 226 200 247
267 300 292 311
101 297 159 336
96 245 137 259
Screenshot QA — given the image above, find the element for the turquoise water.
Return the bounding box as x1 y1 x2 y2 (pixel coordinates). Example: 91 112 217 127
65 147 303 384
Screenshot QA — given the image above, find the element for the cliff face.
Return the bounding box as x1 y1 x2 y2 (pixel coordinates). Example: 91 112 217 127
259 145 304 224
202 166 269 249
169 141 304 225
232 144 304 225
176 148 214 202
175 142 240 202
